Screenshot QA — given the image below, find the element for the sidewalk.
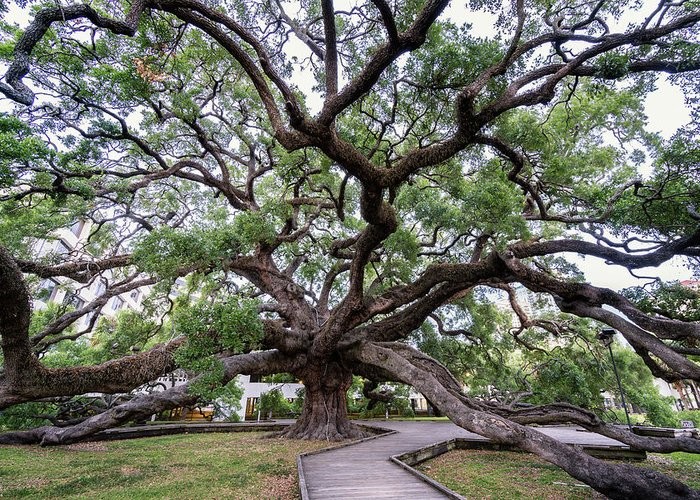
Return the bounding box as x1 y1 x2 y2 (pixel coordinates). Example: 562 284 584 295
298 420 629 499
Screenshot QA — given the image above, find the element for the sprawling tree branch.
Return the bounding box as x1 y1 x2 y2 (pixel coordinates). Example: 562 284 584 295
1 0 145 105
350 341 699 499
0 349 302 445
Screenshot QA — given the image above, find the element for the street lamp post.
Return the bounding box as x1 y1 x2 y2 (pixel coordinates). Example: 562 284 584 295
597 328 633 431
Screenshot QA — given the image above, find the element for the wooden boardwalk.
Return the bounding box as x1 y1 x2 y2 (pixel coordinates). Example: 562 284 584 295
298 420 628 499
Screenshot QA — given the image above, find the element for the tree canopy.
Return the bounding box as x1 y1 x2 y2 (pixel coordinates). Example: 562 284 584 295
1 0 700 497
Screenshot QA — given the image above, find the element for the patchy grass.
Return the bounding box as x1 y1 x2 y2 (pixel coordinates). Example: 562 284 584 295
417 449 604 499
417 449 700 499
643 453 700 489
0 432 332 499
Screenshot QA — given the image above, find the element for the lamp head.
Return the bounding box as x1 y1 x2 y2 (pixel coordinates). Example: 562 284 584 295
597 328 616 347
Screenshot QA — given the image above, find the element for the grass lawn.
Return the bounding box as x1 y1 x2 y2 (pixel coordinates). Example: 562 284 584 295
353 416 450 422
417 449 700 499
0 432 332 499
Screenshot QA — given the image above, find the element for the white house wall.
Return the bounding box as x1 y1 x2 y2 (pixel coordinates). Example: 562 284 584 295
237 375 303 420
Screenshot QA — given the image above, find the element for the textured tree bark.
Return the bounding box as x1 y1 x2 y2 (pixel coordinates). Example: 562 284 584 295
0 339 184 409
0 385 197 445
0 246 35 382
351 341 700 500
0 350 300 445
277 361 367 440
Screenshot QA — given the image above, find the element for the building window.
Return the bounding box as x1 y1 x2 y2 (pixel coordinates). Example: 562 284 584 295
111 297 124 311
130 290 140 302
70 220 86 237
40 279 58 301
83 310 97 326
56 240 71 255
63 293 85 310
94 281 107 296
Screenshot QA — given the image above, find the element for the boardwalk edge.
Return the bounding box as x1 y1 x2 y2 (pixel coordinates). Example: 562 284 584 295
296 424 397 499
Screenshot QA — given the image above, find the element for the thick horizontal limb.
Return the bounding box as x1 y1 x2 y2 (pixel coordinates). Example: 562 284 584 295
350 341 699 499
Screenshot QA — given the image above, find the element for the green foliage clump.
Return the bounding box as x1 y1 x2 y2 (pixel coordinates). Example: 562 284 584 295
174 299 262 399
608 131 700 238
611 349 677 427
458 164 529 240
0 202 68 255
83 311 160 365
28 302 72 338
602 408 646 426
211 379 244 421
40 340 92 369
35 309 160 369
677 410 700 428
522 338 677 424
349 381 415 418
133 213 280 279
0 402 54 431
630 390 678 427
0 114 50 188
594 52 630 79
528 356 604 409
623 281 700 322
132 225 239 278
259 388 293 418
412 293 518 397
396 163 528 243
494 82 648 223
231 210 278 250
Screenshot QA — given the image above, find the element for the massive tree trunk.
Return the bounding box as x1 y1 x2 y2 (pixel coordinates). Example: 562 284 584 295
278 360 367 440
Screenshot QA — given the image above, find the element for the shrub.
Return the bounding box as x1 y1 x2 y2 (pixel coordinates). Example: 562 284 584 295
259 389 293 419
677 410 700 428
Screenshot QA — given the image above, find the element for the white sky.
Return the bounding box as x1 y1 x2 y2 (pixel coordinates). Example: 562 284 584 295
581 71 692 290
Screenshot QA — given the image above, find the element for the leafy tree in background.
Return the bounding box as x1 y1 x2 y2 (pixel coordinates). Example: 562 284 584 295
419 304 679 425
624 280 700 323
359 382 415 418
1 0 700 496
259 388 293 419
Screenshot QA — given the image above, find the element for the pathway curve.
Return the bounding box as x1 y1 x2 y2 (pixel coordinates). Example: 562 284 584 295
298 421 627 499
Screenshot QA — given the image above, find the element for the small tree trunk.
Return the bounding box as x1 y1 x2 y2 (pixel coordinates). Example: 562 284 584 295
277 362 367 441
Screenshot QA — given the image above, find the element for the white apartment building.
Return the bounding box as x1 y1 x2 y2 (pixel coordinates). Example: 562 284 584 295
239 375 303 421
33 220 143 330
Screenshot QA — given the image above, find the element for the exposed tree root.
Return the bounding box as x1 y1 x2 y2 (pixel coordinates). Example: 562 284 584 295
274 416 368 441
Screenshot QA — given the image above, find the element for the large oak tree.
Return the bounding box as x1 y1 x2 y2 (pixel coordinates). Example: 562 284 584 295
1 0 700 497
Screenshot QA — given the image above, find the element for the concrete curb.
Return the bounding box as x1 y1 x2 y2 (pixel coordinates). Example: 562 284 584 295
390 439 466 500
387 436 647 500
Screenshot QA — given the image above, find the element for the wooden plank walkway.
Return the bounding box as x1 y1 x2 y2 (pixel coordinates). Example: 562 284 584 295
299 420 628 499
